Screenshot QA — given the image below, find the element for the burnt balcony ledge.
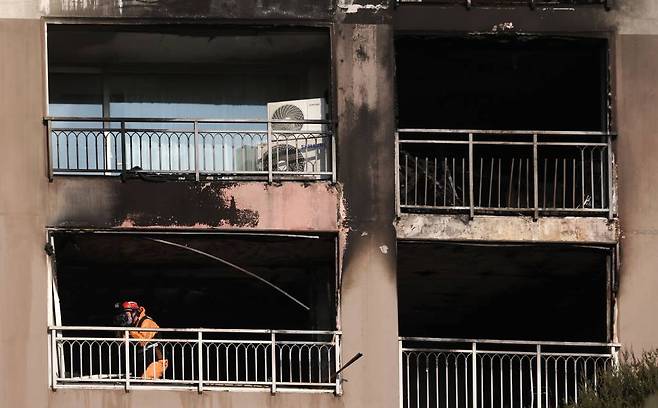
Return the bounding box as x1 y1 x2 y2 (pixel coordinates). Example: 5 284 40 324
397 212 618 244
45 117 335 183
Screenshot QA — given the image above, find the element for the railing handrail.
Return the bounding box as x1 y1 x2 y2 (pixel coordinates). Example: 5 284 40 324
395 127 615 219
50 325 343 393
44 116 332 125
399 336 619 348
49 325 341 335
397 128 614 137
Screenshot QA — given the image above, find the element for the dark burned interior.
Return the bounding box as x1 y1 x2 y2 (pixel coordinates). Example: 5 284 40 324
395 36 608 131
397 242 610 341
53 233 337 330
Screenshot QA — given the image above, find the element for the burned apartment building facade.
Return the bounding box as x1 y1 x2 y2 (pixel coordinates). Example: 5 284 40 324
1 0 658 407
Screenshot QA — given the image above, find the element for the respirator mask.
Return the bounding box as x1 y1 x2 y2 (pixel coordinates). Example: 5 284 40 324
113 303 135 327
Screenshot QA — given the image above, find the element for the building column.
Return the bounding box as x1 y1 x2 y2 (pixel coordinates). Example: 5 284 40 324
335 21 399 408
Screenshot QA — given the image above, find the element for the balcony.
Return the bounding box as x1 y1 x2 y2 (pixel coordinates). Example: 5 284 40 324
49 326 341 393
399 338 618 408
395 129 614 219
45 117 335 182
46 25 333 185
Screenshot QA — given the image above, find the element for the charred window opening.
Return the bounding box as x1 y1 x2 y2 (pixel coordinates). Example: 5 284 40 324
397 242 611 342
395 36 608 131
52 233 337 330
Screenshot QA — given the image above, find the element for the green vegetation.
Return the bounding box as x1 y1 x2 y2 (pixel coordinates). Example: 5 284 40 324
569 351 658 408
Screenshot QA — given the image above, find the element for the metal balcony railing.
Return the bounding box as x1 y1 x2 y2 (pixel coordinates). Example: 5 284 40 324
49 326 341 393
395 129 615 219
394 0 610 9
45 117 335 182
399 337 619 408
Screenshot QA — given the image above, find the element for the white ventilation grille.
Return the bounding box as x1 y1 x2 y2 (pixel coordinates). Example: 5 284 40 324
271 104 305 131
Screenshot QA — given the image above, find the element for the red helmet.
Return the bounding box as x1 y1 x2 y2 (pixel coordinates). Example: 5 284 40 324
121 301 140 311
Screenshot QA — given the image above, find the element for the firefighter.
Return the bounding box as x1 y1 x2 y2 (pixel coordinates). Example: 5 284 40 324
114 301 169 379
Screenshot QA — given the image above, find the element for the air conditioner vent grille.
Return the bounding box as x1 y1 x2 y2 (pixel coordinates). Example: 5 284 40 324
271 104 305 131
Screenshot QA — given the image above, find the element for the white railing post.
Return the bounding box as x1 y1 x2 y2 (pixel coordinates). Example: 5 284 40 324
331 128 337 183
536 344 542 408
124 330 130 392
335 333 342 395
198 331 203 393
271 331 277 394
533 133 539 221
46 119 54 182
399 339 404 408
267 121 273 183
607 134 614 220
50 329 58 390
193 121 200 182
468 133 474 219
395 131 401 217
612 345 619 368
472 342 478 408
120 121 127 180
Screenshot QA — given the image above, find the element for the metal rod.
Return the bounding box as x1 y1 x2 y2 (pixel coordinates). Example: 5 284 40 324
607 136 613 219
395 132 400 217
581 148 585 208
145 238 310 310
124 330 130 392
335 334 342 395
472 343 477 408
271 333 277 394
46 120 54 181
193 121 200 182
488 158 494 208
434 157 438 207
415 157 418 206
396 128 612 136
468 133 474 219
198 331 203 393
536 345 541 408
424 157 429 206
331 130 337 184
332 352 363 380
508 158 515 207
267 121 273 183
533 134 539 220
590 148 595 209
478 157 483 208
120 122 127 180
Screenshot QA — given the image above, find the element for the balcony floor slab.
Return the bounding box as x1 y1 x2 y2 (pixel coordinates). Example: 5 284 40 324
396 213 618 244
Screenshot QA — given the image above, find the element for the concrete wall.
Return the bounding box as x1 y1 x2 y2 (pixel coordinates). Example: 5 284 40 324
49 179 340 231
0 18 49 408
335 22 399 408
616 34 658 352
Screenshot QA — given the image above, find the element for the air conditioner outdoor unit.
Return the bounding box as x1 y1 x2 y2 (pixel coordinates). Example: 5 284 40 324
234 98 329 173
